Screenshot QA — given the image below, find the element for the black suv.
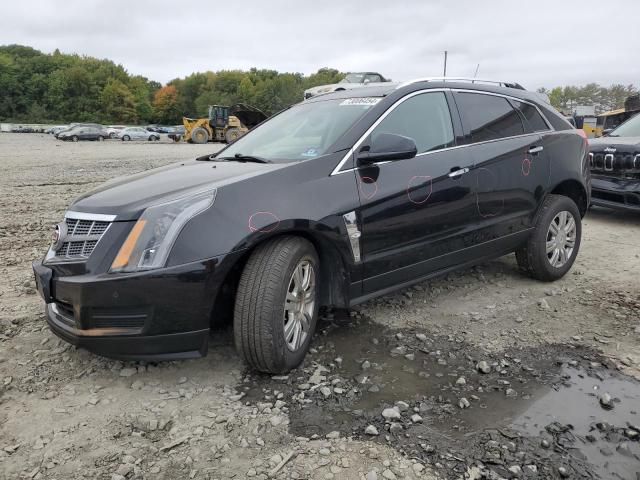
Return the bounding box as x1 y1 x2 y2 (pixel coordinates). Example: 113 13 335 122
33 78 590 373
588 112 640 211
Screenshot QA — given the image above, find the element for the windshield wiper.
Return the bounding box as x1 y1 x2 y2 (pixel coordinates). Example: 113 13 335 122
216 153 271 163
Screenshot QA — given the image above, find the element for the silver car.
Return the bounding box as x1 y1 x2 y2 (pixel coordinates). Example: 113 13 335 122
303 72 391 99
117 127 160 141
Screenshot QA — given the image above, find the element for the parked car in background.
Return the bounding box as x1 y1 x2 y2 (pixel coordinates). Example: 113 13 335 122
146 125 173 134
106 125 126 139
58 126 107 142
304 72 391 99
118 127 160 141
588 112 640 211
33 78 589 374
55 123 104 138
47 126 68 135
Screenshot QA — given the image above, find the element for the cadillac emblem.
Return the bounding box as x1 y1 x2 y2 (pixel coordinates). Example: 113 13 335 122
51 222 67 252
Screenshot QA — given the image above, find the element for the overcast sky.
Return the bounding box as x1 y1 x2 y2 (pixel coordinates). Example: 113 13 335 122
2 0 638 90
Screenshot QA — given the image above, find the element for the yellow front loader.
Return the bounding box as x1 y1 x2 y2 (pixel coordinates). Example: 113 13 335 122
182 104 267 144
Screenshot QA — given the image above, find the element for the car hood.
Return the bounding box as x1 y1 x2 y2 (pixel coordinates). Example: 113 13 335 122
589 136 640 151
71 158 288 220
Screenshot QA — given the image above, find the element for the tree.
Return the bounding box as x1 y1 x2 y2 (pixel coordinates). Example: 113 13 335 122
101 79 137 123
153 85 180 124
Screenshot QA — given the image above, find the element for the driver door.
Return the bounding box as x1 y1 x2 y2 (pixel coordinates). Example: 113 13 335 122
356 91 478 294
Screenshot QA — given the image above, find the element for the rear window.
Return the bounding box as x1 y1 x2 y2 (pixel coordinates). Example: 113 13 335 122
455 93 524 142
512 100 549 132
538 104 573 131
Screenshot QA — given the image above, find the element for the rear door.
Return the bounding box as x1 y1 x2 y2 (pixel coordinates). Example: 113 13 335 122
452 91 550 246
356 90 478 294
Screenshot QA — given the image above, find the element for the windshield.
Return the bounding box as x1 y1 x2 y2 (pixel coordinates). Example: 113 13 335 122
218 98 380 162
340 73 365 84
609 113 640 137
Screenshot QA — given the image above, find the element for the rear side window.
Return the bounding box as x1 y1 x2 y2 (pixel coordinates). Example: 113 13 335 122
512 100 549 132
371 92 455 154
455 93 524 143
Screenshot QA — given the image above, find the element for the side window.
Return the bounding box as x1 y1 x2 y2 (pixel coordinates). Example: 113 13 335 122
512 100 549 132
456 93 525 143
365 74 382 83
371 92 455 154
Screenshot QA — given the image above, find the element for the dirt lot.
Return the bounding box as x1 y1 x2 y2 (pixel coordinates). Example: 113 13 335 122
0 133 639 480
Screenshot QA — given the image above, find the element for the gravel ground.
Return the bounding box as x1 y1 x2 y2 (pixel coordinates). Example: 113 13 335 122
0 133 639 479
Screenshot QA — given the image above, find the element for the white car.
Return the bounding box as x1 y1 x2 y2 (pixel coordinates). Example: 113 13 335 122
303 72 391 99
117 127 160 141
106 125 126 139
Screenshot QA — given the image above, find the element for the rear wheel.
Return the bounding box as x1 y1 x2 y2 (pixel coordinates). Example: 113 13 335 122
191 127 209 144
148 135 155 141
516 194 581 281
123 135 130 141
98 136 104 142
72 135 78 142
234 236 319 373
225 128 241 143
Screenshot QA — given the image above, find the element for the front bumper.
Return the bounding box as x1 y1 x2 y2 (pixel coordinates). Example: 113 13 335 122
32 253 238 361
591 175 640 211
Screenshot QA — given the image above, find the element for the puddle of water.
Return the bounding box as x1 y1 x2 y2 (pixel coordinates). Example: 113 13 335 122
511 369 640 480
244 317 640 479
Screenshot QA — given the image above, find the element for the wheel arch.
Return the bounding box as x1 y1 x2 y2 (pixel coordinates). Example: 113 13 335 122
548 179 588 217
208 230 352 329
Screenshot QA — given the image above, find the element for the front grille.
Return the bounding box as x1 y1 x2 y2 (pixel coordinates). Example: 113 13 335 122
53 215 112 261
589 152 640 178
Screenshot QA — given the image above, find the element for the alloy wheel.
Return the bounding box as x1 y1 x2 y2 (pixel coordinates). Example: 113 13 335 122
283 259 315 352
546 210 576 268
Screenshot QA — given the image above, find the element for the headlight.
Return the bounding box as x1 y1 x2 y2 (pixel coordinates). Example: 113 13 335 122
110 189 216 272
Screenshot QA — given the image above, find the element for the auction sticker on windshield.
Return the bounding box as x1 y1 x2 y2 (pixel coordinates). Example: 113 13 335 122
339 97 381 106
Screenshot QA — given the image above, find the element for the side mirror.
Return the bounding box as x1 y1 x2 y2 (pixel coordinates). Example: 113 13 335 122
602 128 613 137
357 133 418 164
363 78 371 84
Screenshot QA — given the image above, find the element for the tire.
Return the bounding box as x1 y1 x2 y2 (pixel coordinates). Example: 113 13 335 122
109 132 116 139
516 194 581 282
191 127 209 144
72 136 78 142
234 236 319 373
123 135 130 141
98 136 104 142
148 135 154 141
224 128 241 143
154 135 160 141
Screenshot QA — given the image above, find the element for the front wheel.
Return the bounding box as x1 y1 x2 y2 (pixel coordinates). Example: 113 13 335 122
516 194 582 281
234 236 319 373
123 135 130 141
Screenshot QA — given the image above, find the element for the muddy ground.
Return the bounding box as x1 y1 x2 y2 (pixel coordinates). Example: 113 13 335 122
0 133 639 480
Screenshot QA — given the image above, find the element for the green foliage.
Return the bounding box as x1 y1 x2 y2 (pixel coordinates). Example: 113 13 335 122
0 44 157 124
0 45 346 124
538 83 638 115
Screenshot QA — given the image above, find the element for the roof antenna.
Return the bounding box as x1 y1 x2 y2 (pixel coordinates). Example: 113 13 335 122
443 51 448 77
472 64 480 83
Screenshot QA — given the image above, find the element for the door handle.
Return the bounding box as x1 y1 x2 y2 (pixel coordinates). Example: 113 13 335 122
528 146 544 154
448 167 469 178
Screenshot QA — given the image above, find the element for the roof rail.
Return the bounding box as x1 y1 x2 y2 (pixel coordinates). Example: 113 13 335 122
395 77 525 90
